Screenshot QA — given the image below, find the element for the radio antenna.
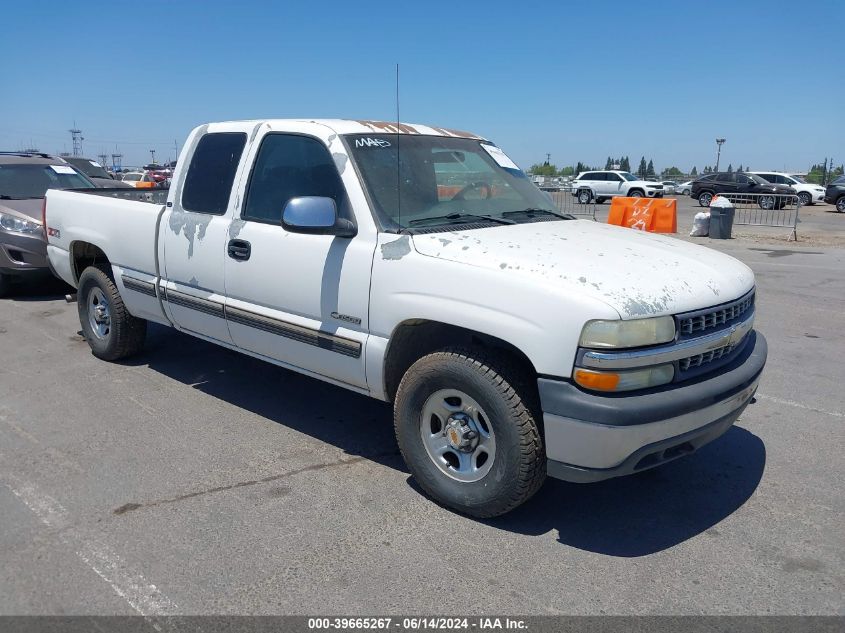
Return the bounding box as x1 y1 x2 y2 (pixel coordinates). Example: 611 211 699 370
396 63 401 225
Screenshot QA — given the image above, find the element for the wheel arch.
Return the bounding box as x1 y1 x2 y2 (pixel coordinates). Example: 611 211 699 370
69 241 111 284
382 319 539 404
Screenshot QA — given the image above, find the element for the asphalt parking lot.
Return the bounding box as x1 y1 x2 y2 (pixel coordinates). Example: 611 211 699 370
1 238 843 615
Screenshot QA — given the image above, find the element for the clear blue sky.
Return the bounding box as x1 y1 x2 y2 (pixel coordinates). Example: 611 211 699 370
1 0 842 172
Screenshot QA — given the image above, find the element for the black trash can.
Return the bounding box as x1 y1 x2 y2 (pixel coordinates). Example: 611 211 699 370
709 200 735 239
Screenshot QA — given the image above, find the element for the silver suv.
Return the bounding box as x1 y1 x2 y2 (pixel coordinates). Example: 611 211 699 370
0 152 95 296
571 170 664 204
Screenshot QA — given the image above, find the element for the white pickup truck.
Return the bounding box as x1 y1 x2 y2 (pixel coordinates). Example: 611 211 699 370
45 119 767 517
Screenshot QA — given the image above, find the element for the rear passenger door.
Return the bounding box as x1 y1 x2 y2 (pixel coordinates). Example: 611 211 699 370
604 172 624 196
160 129 249 343
715 172 736 194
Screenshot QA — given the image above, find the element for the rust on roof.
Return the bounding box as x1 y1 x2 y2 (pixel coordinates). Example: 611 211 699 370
353 120 482 140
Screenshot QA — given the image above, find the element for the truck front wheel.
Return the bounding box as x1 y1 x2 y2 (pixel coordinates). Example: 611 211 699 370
394 348 546 518
77 264 147 361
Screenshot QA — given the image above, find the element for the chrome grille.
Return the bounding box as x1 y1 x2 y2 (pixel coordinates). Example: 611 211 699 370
678 343 736 371
678 291 754 336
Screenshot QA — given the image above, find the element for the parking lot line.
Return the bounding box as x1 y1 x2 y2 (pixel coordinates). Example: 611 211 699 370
2 475 180 619
754 394 844 419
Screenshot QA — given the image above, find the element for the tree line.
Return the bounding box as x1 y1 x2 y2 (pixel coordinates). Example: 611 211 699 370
530 157 844 183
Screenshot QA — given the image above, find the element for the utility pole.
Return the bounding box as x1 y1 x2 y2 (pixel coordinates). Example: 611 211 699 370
544 153 551 166
149 149 156 165
111 151 123 172
97 153 108 167
715 138 726 172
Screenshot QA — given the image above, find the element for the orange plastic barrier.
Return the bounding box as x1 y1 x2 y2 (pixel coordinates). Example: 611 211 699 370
607 197 677 233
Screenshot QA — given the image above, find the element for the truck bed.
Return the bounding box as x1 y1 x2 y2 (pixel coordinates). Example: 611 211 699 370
45 188 167 288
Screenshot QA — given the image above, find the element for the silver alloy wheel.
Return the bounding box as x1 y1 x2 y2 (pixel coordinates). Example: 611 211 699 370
837 197 845 213
629 190 643 198
798 192 811 206
699 192 713 206
87 287 111 339
578 189 591 204
759 195 776 210
420 389 496 483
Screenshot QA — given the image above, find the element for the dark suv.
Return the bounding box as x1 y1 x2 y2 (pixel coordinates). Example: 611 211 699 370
691 172 796 209
823 175 845 213
0 152 96 295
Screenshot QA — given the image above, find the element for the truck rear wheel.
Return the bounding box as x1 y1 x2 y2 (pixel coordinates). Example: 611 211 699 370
394 347 546 518
77 264 147 361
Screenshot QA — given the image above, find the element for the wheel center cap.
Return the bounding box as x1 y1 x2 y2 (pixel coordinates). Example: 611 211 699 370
445 414 478 452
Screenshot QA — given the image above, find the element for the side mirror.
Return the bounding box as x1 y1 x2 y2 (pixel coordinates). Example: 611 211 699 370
281 196 356 238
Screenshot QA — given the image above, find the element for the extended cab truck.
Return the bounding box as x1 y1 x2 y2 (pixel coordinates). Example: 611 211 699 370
45 119 767 518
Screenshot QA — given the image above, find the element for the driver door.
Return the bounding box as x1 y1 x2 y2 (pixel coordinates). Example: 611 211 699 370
223 128 375 389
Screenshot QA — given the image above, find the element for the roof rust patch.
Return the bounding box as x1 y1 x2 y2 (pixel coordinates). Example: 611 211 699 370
352 120 482 139
354 120 422 135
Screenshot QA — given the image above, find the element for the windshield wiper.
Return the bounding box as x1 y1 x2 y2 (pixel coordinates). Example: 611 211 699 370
407 212 516 227
502 208 574 220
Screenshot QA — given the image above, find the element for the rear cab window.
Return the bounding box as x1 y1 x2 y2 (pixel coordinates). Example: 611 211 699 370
182 132 248 214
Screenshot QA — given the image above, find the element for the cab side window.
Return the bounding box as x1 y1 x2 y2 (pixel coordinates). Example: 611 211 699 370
182 132 247 214
243 134 346 224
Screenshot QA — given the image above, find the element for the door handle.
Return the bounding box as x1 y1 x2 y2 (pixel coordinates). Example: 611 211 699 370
227 239 251 261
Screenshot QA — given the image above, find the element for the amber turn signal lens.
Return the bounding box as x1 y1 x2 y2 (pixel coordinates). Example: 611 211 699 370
574 369 620 391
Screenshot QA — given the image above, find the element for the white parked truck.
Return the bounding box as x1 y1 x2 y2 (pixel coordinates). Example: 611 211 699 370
45 119 767 517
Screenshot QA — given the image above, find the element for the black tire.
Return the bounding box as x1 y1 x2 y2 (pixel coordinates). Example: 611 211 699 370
577 189 592 204
77 264 147 361
798 192 812 206
758 195 776 210
836 196 845 213
595 197 605 204
0 273 9 298
698 191 714 207
394 347 546 518
628 189 644 198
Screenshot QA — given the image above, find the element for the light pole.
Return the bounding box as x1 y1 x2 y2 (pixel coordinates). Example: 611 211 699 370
149 149 156 165
715 138 726 172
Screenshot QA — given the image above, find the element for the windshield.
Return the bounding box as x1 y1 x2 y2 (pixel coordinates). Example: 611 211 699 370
345 134 560 230
619 172 639 181
0 163 95 198
63 157 111 180
749 174 770 185
789 175 806 184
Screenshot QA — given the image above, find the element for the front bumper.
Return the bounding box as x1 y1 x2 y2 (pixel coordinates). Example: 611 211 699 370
540 331 767 483
1 231 50 276
645 190 664 198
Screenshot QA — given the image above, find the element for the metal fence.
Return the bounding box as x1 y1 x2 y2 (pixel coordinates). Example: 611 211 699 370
546 189 598 220
710 193 801 241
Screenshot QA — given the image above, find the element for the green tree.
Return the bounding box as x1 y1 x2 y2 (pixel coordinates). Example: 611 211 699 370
727 164 733 173
638 156 647 177
604 156 612 169
646 159 655 177
559 165 575 177
530 163 558 176
691 166 698 176
620 156 630 171
662 166 683 177
737 164 744 172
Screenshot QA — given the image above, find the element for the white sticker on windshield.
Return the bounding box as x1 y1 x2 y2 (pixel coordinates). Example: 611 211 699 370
480 144 519 170
90 161 102 167
50 165 76 174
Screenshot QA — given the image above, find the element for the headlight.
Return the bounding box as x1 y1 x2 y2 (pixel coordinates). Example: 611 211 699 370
574 365 674 392
579 316 676 349
0 212 42 235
